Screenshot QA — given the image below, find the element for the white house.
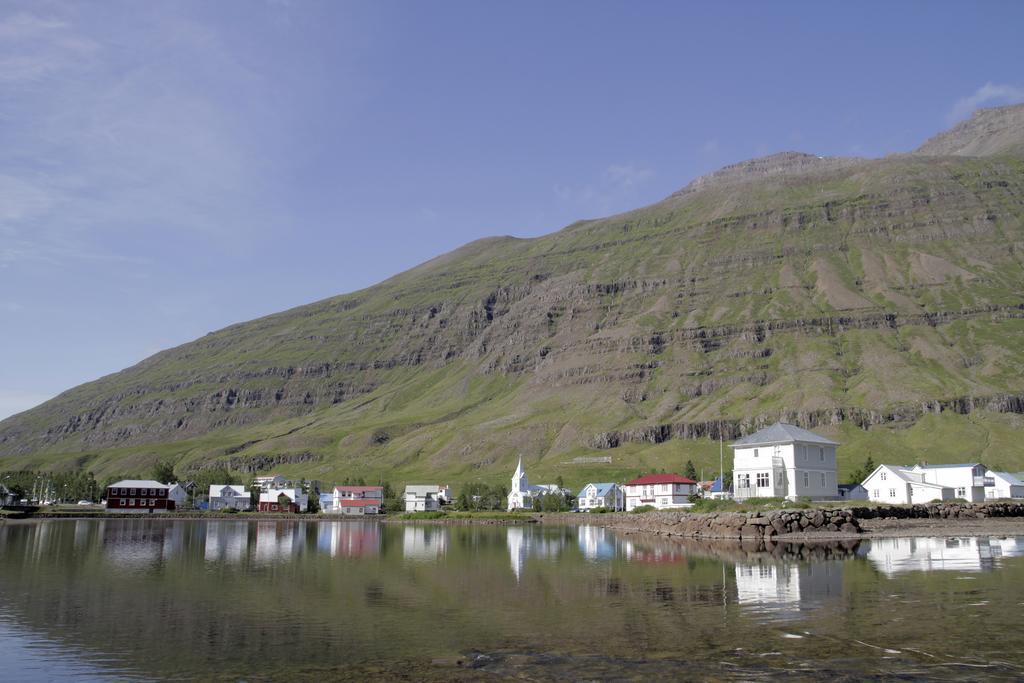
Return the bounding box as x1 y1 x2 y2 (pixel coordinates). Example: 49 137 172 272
208 484 252 511
404 485 450 512
252 474 289 489
327 485 383 515
576 483 624 511
910 463 990 502
865 536 1024 576
985 471 1024 500
731 423 839 501
506 456 569 511
623 474 698 511
861 464 954 504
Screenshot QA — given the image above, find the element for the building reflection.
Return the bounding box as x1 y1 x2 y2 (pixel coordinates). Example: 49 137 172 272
507 526 567 581
402 526 448 562
204 521 249 564
577 525 621 561
734 561 843 619
865 537 1024 576
316 521 381 558
254 521 306 563
102 520 185 569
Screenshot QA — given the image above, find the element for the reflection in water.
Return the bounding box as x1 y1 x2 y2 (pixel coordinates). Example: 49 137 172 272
102 520 185 570
403 525 447 562
3 520 1024 680
866 536 1024 576
734 562 843 619
254 521 305 563
317 520 381 558
506 525 568 580
205 521 249 564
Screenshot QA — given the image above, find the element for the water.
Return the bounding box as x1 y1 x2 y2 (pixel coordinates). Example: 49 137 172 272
1 519 1024 680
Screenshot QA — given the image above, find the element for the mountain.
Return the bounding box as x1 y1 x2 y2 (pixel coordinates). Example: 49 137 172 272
4 105 1024 485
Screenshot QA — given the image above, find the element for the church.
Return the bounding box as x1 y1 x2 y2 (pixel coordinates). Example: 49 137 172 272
506 456 567 511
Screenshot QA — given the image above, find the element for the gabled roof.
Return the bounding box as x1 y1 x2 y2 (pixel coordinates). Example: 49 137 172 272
625 474 697 486
209 484 247 498
861 464 947 489
577 482 617 497
338 499 379 507
109 480 171 489
912 463 982 470
990 471 1024 486
405 485 443 496
731 423 839 448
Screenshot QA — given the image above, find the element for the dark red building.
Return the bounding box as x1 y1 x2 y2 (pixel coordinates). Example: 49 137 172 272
106 479 183 512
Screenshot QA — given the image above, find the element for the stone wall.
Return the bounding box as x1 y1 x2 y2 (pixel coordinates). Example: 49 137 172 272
851 501 1024 520
538 508 861 541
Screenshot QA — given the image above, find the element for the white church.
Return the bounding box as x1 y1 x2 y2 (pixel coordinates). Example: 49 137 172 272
507 455 569 511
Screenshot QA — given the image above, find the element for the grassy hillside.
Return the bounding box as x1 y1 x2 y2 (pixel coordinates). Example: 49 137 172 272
3 105 1024 489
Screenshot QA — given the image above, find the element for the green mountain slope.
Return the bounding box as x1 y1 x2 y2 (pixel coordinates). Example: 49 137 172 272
4 105 1024 486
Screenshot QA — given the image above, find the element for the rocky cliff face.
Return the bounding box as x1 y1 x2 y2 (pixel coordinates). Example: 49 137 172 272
3 105 1024 477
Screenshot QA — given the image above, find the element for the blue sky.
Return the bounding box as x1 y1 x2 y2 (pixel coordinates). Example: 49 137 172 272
2 0 1023 420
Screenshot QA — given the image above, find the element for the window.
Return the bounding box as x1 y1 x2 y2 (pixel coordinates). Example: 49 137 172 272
129 498 135 506
821 473 826 487
756 472 770 487
873 489 879 499
956 487 966 498
880 471 887 481
150 499 156 506
819 448 825 462
803 472 809 487
738 474 750 488
801 446 807 461
753 448 759 457
889 489 896 498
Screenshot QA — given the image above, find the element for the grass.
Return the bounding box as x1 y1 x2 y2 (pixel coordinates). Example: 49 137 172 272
2 151 1024 491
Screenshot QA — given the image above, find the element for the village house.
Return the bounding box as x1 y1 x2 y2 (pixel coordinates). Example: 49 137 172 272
252 474 289 489
105 480 186 512
860 464 953 504
623 474 698 511
327 485 383 515
575 483 624 511
731 423 839 501
507 456 570 511
257 487 308 513
862 463 995 504
404 485 450 512
985 471 1024 500
208 484 252 511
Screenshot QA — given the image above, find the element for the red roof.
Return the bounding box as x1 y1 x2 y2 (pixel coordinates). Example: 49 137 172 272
334 486 383 493
625 473 697 486
338 499 379 507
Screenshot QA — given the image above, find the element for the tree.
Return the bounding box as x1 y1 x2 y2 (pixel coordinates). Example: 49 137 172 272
152 459 176 484
555 475 564 489
684 460 697 480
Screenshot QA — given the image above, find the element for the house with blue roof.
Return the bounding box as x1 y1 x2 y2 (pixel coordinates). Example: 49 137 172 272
576 482 624 511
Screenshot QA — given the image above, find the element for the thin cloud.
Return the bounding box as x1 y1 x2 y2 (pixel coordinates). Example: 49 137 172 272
604 163 654 190
948 82 1024 124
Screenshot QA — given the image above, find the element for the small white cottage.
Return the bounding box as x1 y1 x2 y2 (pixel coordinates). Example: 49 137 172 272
576 483 624 511
861 464 954 504
731 423 839 501
985 471 1024 500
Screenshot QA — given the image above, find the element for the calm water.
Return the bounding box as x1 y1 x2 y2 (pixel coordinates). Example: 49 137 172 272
2 520 1024 681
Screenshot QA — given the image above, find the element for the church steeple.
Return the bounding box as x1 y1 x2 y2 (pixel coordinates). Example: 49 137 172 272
512 454 528 492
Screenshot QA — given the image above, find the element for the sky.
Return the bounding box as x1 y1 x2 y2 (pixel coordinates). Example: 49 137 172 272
2 0 1024 421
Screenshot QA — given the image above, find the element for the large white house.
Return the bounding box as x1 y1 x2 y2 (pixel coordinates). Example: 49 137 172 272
326 485 383 515
507 456 568 511
985 471 1024 500
576 483 624 511
861 463 996 504
208 484 252 511
404 485 450 512
623 474 698 511
861 464 954 504
731 423 839 501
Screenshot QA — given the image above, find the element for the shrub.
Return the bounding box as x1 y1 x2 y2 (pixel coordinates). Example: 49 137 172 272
631 505 657 514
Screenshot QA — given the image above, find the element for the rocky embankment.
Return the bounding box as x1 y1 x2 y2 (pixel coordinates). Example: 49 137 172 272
539 508 861 541
541 502 1024 542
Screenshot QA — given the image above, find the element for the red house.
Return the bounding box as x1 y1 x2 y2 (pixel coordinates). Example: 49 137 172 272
106 480 185 512
257 488 308 513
